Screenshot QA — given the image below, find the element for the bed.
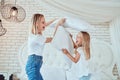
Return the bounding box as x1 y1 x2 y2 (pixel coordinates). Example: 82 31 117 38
18 36 114 80
18 18 115 80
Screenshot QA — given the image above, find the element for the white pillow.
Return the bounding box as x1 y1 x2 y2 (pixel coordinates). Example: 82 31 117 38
51 26 74 54
63 16 92 31
48 16 92 32
51 26 74 68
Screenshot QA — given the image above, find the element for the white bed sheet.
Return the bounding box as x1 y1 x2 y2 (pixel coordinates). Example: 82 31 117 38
18 39 114 80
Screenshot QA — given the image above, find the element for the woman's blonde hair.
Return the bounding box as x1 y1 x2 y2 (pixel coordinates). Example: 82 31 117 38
31 13 44 34
80 31 90 60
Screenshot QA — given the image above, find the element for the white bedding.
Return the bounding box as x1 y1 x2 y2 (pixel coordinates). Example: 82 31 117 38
18 38 114 80
41 65 66 80
41 39 114 80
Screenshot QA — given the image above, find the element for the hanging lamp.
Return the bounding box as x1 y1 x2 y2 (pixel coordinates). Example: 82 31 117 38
1 0 26 22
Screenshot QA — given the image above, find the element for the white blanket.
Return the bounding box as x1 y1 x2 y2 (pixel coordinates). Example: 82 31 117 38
18 37 114 80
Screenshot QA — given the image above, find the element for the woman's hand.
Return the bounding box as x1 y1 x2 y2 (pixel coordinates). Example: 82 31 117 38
62 48 69 55
57 18 66 26
45 37 52 43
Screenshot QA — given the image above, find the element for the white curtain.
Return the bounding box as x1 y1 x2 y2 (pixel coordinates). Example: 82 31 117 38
110 16 120 74
42 0 120 24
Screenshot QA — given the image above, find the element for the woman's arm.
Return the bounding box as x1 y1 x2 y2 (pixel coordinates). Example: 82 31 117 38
62 49 80 63
45 18 65 43
53 18 66 36
46 19 56 27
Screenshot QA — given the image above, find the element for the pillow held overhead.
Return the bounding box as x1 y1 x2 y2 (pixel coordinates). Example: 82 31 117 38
51 26 74 68
63 16 92 31
49 16 92 32
51 26 74 55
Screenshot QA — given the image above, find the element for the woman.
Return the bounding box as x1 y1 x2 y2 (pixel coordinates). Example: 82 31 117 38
62 31 91 80
25 13 65 80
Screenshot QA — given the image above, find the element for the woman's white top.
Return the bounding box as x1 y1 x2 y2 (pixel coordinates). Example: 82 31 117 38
28 33 46 56
66 47 90 80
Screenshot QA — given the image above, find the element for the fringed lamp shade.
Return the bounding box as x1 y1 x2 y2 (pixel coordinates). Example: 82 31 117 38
1 4 26 22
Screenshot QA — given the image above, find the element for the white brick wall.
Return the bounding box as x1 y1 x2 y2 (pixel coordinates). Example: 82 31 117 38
0 0 111 79
90 24 111 43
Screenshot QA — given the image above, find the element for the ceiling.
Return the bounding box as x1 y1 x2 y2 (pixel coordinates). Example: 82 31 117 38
42 0 120 24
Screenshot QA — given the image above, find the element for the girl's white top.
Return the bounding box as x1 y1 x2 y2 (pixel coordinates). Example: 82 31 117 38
28 33 46 56
76 47 90 77
67 47 90 79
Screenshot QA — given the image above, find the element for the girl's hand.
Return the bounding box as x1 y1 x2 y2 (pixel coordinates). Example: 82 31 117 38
74 49 79 54
62 48 69 55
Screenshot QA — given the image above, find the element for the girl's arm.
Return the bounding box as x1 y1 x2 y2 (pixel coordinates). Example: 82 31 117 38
69 34 77 48
62 49 80 63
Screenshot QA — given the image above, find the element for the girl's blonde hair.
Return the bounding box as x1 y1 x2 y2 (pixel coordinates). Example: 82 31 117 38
31 13 44 34
80 31 90 60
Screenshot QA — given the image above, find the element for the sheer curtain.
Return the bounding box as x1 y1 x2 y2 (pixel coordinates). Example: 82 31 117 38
110 16 120 74
42 0 120 24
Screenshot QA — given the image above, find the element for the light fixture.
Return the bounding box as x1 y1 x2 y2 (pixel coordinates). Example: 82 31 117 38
0 0 26 22
0 19 7 36
10 6 18 17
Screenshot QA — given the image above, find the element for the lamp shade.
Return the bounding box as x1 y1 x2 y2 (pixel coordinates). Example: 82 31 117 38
1 4 26 22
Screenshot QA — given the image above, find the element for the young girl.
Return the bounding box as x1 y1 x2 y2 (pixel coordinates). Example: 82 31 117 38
62 31 91 80
25 13 65 80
